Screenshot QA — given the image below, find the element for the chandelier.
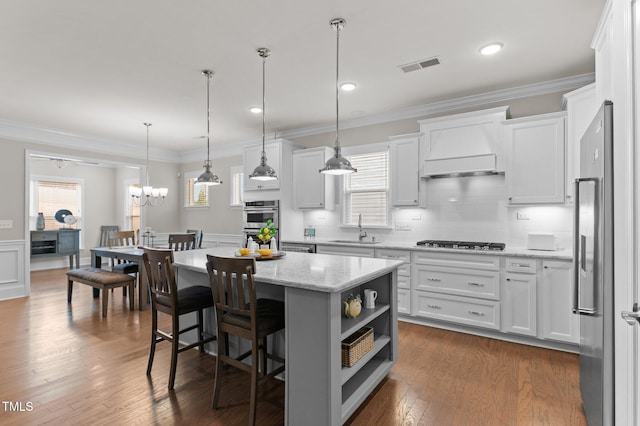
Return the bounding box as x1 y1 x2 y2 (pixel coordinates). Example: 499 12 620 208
129 122 168 207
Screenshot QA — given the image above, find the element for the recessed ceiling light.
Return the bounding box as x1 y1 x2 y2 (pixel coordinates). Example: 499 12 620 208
479 42 504 56
340 82 357 91
249 106 262 114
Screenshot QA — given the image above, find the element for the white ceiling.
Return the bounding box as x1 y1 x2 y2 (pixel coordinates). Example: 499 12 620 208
0 1 604 154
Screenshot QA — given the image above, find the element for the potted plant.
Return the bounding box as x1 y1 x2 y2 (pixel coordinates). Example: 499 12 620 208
257 219 277 249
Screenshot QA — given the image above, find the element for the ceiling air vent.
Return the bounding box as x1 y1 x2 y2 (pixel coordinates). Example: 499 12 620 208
399 57 440 73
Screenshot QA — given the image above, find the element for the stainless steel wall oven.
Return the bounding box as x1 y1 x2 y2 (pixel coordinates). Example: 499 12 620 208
242 200 280 247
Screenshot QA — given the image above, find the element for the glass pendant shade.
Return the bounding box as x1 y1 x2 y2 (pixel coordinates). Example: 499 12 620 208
196 70 222 186
320 18 357 175
249 47 278 181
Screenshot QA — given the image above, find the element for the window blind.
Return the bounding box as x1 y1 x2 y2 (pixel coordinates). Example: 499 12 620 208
344 150 389 226
230 167 244 206
185 176 209 207
34 180 81 229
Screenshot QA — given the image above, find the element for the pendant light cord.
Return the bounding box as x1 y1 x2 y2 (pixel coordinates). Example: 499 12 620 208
206 71 211 164
261 50 267 166
144 122 151 186
335 21 341 151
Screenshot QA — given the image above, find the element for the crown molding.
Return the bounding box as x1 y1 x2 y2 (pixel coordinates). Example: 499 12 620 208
277 73 595 140
0 73 594 163
0 118 177 163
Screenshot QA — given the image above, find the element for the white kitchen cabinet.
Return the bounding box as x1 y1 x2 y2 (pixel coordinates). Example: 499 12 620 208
375 248 412 315
502 257 537 337
243 141 281 191
292 147 335 209
412 251 501 330
503 112 566 204
540 260 578 344
389 134 420 206
562 84 599 203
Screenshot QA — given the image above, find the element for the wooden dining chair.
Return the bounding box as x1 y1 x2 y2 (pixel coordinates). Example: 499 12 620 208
143 248 216 390
107 230 139 274
99 225 119 247
186 229 203 249
206 254 285 425
168 233 197 251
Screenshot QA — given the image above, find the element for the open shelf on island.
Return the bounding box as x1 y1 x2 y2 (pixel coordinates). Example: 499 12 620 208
341 356 395 422
341 303 390 340
341 334 390 385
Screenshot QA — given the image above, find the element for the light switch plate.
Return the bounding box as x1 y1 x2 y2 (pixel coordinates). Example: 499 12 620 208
0 220 13 229
394 224 411 231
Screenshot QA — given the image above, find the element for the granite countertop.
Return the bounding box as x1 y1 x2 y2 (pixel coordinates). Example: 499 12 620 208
282 238 573 261
172 247 403 293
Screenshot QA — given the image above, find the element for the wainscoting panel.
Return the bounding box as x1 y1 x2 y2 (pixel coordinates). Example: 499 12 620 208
0 240 27 300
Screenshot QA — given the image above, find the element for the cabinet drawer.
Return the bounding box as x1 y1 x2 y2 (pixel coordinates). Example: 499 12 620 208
31 231 57 242
397 274 410 289
316 245 375 257
414 265 500 300
412 251 500 271
505 257 537 274
414 292 500 330
396 263 410 277
375 249 411 263
398 288 411 315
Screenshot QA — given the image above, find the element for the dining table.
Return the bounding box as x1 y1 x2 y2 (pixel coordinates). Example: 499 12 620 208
90 246 148 310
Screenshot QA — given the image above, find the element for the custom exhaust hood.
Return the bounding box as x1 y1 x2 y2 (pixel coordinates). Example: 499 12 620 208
419 106 509 178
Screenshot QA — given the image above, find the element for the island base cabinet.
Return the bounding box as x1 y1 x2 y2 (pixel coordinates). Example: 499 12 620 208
285 270 398 425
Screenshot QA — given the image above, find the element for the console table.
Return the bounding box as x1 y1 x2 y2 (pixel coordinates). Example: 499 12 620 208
30 229 80 269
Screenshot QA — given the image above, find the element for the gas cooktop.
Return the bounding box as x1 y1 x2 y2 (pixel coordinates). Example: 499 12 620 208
416 240 506 251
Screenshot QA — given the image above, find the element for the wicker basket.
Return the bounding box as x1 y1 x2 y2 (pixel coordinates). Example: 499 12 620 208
341 326 374 367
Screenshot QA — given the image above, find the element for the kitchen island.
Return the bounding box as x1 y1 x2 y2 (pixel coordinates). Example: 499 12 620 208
172 247 402 425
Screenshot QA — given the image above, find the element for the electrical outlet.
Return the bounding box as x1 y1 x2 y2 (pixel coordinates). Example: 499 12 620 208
0 220 13 229
516 212 530 221
394 224 411 231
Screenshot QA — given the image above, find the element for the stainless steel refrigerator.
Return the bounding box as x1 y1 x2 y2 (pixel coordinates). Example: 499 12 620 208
573 100 614 426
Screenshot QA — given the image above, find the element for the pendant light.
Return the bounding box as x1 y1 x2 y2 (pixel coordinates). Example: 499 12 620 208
129 122 168 207
249 48 278 181
320 18 357 175
196 70 222 186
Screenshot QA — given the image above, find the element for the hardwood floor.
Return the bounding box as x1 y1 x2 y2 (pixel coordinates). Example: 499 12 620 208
0 268 586 425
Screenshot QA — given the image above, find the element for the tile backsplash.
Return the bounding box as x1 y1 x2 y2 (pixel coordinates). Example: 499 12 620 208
302 174 573 249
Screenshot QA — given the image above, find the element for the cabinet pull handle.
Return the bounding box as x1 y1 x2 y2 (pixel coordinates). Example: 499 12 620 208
506 278 512 282
427 277 441 282
428 304 442 309
467 282 484 287
468 310 485 316
512 263 531 268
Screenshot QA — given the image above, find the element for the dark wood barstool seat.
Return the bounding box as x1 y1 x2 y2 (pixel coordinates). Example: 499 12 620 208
206 254 285 426
142 247 216 390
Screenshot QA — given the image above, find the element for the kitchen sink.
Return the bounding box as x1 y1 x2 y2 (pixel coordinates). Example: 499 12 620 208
329 239 380 244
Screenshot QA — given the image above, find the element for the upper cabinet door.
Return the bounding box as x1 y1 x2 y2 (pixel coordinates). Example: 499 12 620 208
389 134 420 206
503 112 566 205
293 147 335 209
244 142 281 191
562 84 599 203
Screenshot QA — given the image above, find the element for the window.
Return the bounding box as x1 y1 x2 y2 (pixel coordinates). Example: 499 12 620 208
125 180 140 232
230 166 244 207
31 177 83 230
184 171 209 207
342 146 390 227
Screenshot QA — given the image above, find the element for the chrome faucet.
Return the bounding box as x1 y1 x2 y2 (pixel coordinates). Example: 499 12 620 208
358 214 367 242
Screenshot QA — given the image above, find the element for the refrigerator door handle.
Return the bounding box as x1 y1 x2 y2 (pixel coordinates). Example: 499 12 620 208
573 177 599 315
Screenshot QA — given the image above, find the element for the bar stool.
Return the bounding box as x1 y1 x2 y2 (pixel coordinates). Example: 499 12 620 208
206 254 285 426
142 247 216 390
